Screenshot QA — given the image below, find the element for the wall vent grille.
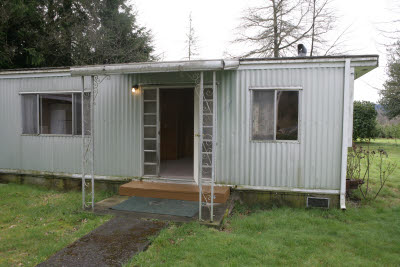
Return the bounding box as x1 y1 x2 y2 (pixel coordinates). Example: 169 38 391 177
307 197 330 208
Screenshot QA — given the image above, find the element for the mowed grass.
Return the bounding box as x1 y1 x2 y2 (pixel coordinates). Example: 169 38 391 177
127 138 400 266
0 184 111 266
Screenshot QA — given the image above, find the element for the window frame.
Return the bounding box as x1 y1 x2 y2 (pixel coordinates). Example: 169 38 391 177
20 91 90 137
249 86 302 143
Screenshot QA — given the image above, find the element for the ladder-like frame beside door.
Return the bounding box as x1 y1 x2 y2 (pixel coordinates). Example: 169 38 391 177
196 72 217 222
143 88 160 177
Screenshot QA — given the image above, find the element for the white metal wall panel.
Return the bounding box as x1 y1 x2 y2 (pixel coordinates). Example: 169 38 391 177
0 79 20 170
0 67 344 190
0 72 212 178
94 74 142 176
216 67 344 190
0 76 86 173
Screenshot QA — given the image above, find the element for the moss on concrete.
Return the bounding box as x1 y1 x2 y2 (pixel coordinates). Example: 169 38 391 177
0 173 127 194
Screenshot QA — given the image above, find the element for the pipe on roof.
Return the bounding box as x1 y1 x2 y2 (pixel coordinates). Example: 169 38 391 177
70 59 240 76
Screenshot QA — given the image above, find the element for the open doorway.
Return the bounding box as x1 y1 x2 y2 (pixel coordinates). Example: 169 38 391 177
159 88 194 181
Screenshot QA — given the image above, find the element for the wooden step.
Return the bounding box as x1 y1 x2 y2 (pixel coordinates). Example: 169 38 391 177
119 181 230 204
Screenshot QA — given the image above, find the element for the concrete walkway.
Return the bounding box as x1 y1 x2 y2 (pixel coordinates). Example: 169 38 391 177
37 216 166 267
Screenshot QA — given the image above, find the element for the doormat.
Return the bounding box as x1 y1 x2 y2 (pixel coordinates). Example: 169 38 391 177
111 196 199 217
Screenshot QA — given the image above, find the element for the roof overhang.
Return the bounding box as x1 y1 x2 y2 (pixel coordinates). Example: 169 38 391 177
239 55 379 79
70 59 240 77
0 68 70 79
0 55 378 79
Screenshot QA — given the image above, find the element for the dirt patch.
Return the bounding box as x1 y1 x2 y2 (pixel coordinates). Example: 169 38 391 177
37 216 166 267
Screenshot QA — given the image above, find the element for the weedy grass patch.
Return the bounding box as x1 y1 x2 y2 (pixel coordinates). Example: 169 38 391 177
0 183 111 266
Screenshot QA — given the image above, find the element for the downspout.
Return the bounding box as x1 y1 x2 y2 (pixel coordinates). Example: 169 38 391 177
340 58 351 210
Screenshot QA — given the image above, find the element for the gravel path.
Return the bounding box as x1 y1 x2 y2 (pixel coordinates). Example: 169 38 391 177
37 216 166 267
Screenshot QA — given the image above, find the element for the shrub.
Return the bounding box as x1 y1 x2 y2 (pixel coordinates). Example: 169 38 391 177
353 101 378 141
377 123 400 140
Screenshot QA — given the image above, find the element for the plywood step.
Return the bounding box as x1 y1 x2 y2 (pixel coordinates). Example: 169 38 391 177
119 181 230 204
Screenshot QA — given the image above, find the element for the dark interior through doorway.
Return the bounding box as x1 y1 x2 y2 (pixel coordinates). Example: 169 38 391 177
159 88 194 180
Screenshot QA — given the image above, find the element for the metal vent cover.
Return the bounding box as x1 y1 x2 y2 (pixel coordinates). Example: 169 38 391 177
307 197 330 208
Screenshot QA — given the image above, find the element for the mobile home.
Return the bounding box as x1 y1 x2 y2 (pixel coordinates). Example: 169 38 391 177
0 55 378 213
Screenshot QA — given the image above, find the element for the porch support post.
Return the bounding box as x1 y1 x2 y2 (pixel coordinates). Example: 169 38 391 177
81 76 85 209
199 72 204 220
211 71 216 222
90 75 95 211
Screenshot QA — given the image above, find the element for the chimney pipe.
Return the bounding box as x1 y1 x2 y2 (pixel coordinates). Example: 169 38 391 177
297 44 307 57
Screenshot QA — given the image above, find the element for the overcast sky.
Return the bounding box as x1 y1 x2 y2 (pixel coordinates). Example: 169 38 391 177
130 0 399 103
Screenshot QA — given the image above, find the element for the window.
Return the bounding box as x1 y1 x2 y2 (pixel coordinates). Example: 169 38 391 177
40 94 73 134
22 95 38 134
74 93 91 135
21 93 90 135
251 89 299 141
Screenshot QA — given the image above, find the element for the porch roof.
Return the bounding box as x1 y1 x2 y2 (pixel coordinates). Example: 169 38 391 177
69 59 239 76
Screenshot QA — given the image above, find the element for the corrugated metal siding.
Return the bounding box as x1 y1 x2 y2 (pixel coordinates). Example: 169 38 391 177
216 67 344 190
0 72 211 177
0 76 85 173
94 74 142 176
0 79 20 169
0 67 344 190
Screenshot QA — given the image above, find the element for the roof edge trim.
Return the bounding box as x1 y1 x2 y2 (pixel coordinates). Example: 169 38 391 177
70 59 240 76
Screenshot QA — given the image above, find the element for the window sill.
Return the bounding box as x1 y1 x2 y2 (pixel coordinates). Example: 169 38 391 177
250 140 300 144
21 134 90 137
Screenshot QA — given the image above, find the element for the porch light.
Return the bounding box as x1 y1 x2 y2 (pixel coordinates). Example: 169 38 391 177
131 84 139 93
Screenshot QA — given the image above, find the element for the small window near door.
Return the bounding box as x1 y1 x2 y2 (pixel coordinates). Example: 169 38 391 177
251 89 299 141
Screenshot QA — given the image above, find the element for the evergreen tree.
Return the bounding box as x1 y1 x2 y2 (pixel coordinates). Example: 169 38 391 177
380 41 400 119
0 0 45 68
0 0 154 69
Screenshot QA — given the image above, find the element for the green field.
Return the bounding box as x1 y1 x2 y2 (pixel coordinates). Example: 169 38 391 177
127 138 400 266
0 184 111 266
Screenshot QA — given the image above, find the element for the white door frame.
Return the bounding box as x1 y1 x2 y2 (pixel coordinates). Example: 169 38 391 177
142 85 199 180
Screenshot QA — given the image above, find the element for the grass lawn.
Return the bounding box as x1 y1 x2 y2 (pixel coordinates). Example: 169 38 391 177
0 184 111 266
127 138 400 266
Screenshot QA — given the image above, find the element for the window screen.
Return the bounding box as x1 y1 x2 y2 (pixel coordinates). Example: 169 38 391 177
252 90 275 140
22 94 38 134
251 89 299 141
40 94 73 134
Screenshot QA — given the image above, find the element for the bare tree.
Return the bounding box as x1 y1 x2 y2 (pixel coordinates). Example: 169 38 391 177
308 0 353 56
234 0 344 57
308 0 335 56
185 12 198 60
234 0 313 57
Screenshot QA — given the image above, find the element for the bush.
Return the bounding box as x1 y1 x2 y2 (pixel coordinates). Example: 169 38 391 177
377 123 400 140
353 101 378 141
347 144 397 200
